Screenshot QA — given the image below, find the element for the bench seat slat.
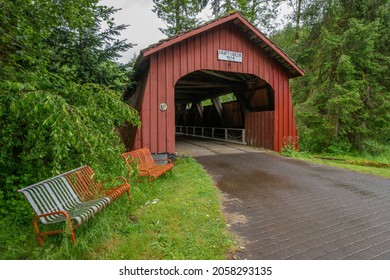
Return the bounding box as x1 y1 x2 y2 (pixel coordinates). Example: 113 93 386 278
67 197 110 225
139 164 174 179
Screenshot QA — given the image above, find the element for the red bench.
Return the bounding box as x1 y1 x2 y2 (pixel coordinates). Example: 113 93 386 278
122 148 174 186
65 165 132 203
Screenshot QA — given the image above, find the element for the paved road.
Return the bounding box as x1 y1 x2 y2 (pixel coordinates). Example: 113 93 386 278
176 136 390 260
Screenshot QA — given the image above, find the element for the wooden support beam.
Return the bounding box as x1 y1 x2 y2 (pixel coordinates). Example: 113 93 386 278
175 84 232 89
199 70 242 82
233 90 250 113
175 104 187 125
196 102 204 120
211 97 224 124
190 102 204 119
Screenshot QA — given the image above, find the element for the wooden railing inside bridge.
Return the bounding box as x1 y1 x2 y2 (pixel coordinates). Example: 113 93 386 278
176 126 246 145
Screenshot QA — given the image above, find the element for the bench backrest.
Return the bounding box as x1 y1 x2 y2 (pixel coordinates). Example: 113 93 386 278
65 166 100 201
18 175 82 224
122 148 155 170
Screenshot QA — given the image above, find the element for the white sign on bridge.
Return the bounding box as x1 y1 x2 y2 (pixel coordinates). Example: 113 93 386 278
217 50 243 63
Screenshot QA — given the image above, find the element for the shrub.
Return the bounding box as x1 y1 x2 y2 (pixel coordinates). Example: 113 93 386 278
0 82 140 218
280 136 299 157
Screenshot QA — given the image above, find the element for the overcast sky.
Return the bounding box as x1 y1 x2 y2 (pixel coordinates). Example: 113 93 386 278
97 0 164 63
98 1 290 63
98 0 213 63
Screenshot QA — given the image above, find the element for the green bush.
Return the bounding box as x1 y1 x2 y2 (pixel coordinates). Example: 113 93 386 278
361 140 388 156
0 82 140 218
280 136 299 157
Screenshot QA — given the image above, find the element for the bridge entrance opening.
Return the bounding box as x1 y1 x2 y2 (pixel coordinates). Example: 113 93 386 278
175 69 274 146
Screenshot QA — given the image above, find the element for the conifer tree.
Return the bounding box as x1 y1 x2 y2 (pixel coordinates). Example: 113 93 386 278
278 0 390 153
152 0 208 36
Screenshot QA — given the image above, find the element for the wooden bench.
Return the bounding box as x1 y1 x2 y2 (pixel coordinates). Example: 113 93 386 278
18 166 131 246
122 148 174 186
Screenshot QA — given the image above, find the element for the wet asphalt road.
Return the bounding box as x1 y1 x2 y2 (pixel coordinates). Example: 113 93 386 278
176 136 390 260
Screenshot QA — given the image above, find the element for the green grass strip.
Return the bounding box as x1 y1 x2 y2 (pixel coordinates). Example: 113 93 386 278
0 157 236 260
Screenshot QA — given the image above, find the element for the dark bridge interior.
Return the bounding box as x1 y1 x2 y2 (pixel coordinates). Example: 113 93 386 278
175 69 274 128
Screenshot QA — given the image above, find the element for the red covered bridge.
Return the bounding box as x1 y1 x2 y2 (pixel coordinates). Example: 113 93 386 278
121 12 304 154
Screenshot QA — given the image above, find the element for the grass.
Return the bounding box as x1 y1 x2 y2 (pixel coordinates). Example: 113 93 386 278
3 146 388 260
0 157 236 260
282 150 390 178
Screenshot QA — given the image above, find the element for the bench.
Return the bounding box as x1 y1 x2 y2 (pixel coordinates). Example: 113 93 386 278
18 166 131 246
65 165 131 203
122 148 174 186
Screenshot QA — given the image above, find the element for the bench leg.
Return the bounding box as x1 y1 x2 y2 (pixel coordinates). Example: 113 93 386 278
32 217 44 247
64 214 77 244
70 232 77 244
127 190 132 204
33 213 77 246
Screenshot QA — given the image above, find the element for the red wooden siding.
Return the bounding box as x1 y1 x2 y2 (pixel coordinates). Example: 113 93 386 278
133 16 301 153
222 102 244 128
245 111 274 150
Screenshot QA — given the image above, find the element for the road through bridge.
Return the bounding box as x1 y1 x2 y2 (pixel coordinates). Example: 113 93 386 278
176 136 390 260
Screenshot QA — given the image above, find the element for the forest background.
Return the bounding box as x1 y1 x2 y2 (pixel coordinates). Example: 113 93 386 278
1 0 389 218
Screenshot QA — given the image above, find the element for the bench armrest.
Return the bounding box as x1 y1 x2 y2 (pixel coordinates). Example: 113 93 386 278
34 210 70 219
138 168 152 176
33 210 73 226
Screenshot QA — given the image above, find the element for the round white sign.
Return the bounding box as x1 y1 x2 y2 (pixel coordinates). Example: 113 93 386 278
159 103 168 111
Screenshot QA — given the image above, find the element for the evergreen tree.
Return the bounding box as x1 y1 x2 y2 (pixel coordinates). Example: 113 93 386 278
209 0 235 17
152 0 208 36
47 5 134 89
235 0 283 34
277 0 390 154
206 0 285 34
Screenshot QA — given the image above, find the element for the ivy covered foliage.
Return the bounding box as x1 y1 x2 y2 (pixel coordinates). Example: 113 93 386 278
0 0 140 217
